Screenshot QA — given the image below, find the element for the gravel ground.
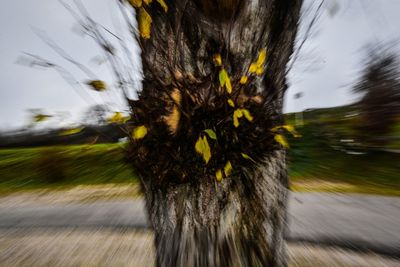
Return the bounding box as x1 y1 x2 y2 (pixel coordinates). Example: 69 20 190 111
0 184 140 207
1 185 399 266
1 229 399 267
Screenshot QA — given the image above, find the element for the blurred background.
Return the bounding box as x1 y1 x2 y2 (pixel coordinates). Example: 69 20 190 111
0 0 399 266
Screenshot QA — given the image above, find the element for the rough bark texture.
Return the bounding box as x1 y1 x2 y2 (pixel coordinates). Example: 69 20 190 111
128 0 302 266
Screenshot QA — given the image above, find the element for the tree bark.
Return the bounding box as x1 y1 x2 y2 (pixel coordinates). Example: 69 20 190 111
128 0 302 266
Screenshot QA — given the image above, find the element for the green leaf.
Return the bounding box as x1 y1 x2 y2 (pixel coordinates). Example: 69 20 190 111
241 153 256 163
219 68 232 94
219 68 228 87
204 129 217 140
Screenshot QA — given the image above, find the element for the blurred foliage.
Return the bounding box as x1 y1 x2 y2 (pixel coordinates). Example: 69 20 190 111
34 148 71 183
0 105 399 195
86 80 107 92
0 144 136 192
287 107 400 196
352 51 400 146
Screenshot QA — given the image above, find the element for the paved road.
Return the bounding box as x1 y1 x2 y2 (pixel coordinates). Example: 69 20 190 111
1 193 399 256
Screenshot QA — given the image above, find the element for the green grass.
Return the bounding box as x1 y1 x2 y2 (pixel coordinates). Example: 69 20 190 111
0 144 137 193
288 124 400 196
1 112 399 196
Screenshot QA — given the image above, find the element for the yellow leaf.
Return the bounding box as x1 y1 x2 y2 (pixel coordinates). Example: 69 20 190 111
227 99 235 107
138 7 152 39
224 161 232 176
213 54 222 66
108 112 130 124
60 127 83 136
255 66 264 75
249 63 258 73
123 116 131 123
241 109 253 122
128 0 142 8
202 137 211 164
233 116 239 128
216 169 223 182
256 49 267 66
87 80 107 91
233 109 243 128
143 0 152 4
249 48 267 75
241 153 256 163
282 125 295 133
249 64 264 75
282 125 301 137
274 134 289 148
271 124 301 138
233 108 253 127
195 135 211 164
240 76 248 84
133 125 148 140
156 0 168 12
271 126 279 132
216 161 232 182
33 114 52 122
225 76 232 94
195 136 205 154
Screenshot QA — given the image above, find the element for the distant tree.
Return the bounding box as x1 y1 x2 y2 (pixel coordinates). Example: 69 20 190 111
83 104 108 125
353 49 400 145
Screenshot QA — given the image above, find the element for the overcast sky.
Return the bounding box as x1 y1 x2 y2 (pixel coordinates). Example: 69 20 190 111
1 0 400 130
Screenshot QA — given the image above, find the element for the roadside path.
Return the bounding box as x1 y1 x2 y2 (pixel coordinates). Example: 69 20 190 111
1 192 399 257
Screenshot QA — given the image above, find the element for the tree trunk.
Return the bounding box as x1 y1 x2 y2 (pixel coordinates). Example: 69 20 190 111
128 0 302 266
